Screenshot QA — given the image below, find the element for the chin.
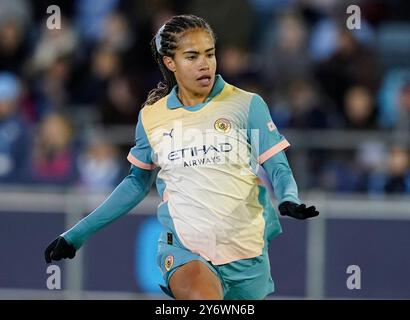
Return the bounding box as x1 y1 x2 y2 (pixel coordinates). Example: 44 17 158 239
196 85 212 94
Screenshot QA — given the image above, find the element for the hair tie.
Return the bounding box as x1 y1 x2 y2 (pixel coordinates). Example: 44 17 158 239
155 24 166 54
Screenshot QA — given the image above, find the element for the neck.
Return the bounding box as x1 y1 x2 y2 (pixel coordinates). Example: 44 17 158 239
177 86 211 106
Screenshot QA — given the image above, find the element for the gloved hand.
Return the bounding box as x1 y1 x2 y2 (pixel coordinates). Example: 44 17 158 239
44 236 76 263
278 201 319 220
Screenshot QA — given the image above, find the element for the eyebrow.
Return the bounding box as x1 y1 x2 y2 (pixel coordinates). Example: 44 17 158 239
182 47 215 54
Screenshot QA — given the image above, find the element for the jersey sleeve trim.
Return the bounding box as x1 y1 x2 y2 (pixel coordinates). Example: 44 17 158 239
258 139 290 164
127 152 156 170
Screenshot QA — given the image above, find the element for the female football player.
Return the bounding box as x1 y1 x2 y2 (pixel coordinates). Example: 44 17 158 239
45 14 319 300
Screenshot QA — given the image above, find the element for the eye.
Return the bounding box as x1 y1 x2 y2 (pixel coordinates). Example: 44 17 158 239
186 56 196 61
207 53 215 58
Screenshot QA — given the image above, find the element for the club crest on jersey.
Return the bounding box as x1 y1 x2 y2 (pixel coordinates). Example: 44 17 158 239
214 118 231 133
164 255 174 271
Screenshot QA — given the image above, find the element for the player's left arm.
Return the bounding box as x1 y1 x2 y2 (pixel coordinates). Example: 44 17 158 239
248 94 319 220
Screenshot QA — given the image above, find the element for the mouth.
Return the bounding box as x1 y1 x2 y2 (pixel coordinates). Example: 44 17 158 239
196 75 212 86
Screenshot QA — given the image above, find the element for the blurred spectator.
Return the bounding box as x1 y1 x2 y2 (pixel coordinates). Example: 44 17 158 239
308 18 339 61
73 46 121 105
368 146 410 194
100 74 140 126
343 86 377 130
317 141 387 193
378 69 410 128
285 79 331 129
309 17 375 62
27 113 77 185
376 23 410 69
121 3 175 77
0 0 32 28
0 18 29 74
218 46 260 89
384 147 410 193
394 82 410 133
356 141 386 192
248 0 292 50
357 142 386 173
31 55 74 118
319 155 364 193
260 11 311 92
77 138 121 191
27 16 78 117
75 0 119 45
315 28 381 111
99 12 133 52
0 72 28 183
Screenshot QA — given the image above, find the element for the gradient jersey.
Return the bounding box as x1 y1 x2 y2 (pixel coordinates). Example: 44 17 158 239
128 75 290 265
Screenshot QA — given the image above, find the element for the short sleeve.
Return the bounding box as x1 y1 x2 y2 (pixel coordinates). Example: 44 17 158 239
127 112 156 170
247 94 290 165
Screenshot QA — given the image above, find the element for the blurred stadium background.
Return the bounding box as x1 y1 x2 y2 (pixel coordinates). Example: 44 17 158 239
0 0 410 299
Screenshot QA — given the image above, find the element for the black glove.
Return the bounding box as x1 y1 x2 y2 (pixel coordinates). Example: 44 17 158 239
44 236 76 263
278 201 319 220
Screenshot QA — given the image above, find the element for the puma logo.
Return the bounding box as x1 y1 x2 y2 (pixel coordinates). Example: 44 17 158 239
163 128 174 138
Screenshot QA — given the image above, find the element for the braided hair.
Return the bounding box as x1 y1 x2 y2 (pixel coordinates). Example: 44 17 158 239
144 15 216 106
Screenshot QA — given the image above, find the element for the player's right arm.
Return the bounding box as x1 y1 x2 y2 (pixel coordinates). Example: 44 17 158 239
45 111 157 263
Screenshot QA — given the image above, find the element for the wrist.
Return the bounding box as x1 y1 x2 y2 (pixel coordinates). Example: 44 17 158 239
280 197 300 205
60 232 79 250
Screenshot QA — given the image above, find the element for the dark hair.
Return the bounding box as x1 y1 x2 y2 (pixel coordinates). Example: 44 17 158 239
143 15 216 106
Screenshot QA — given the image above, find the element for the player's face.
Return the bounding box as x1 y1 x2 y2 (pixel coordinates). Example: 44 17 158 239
164 28 216 98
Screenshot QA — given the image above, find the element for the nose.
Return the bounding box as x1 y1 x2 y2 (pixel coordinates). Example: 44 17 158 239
199 55 209 70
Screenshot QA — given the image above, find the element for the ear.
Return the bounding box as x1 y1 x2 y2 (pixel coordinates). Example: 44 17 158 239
163 56 176 72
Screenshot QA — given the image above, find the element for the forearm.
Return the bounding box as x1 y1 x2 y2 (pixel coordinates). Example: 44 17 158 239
61 166 155 249
262 151 301 205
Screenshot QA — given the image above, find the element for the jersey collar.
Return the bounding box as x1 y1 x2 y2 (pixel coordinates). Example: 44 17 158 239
167 74 225 110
